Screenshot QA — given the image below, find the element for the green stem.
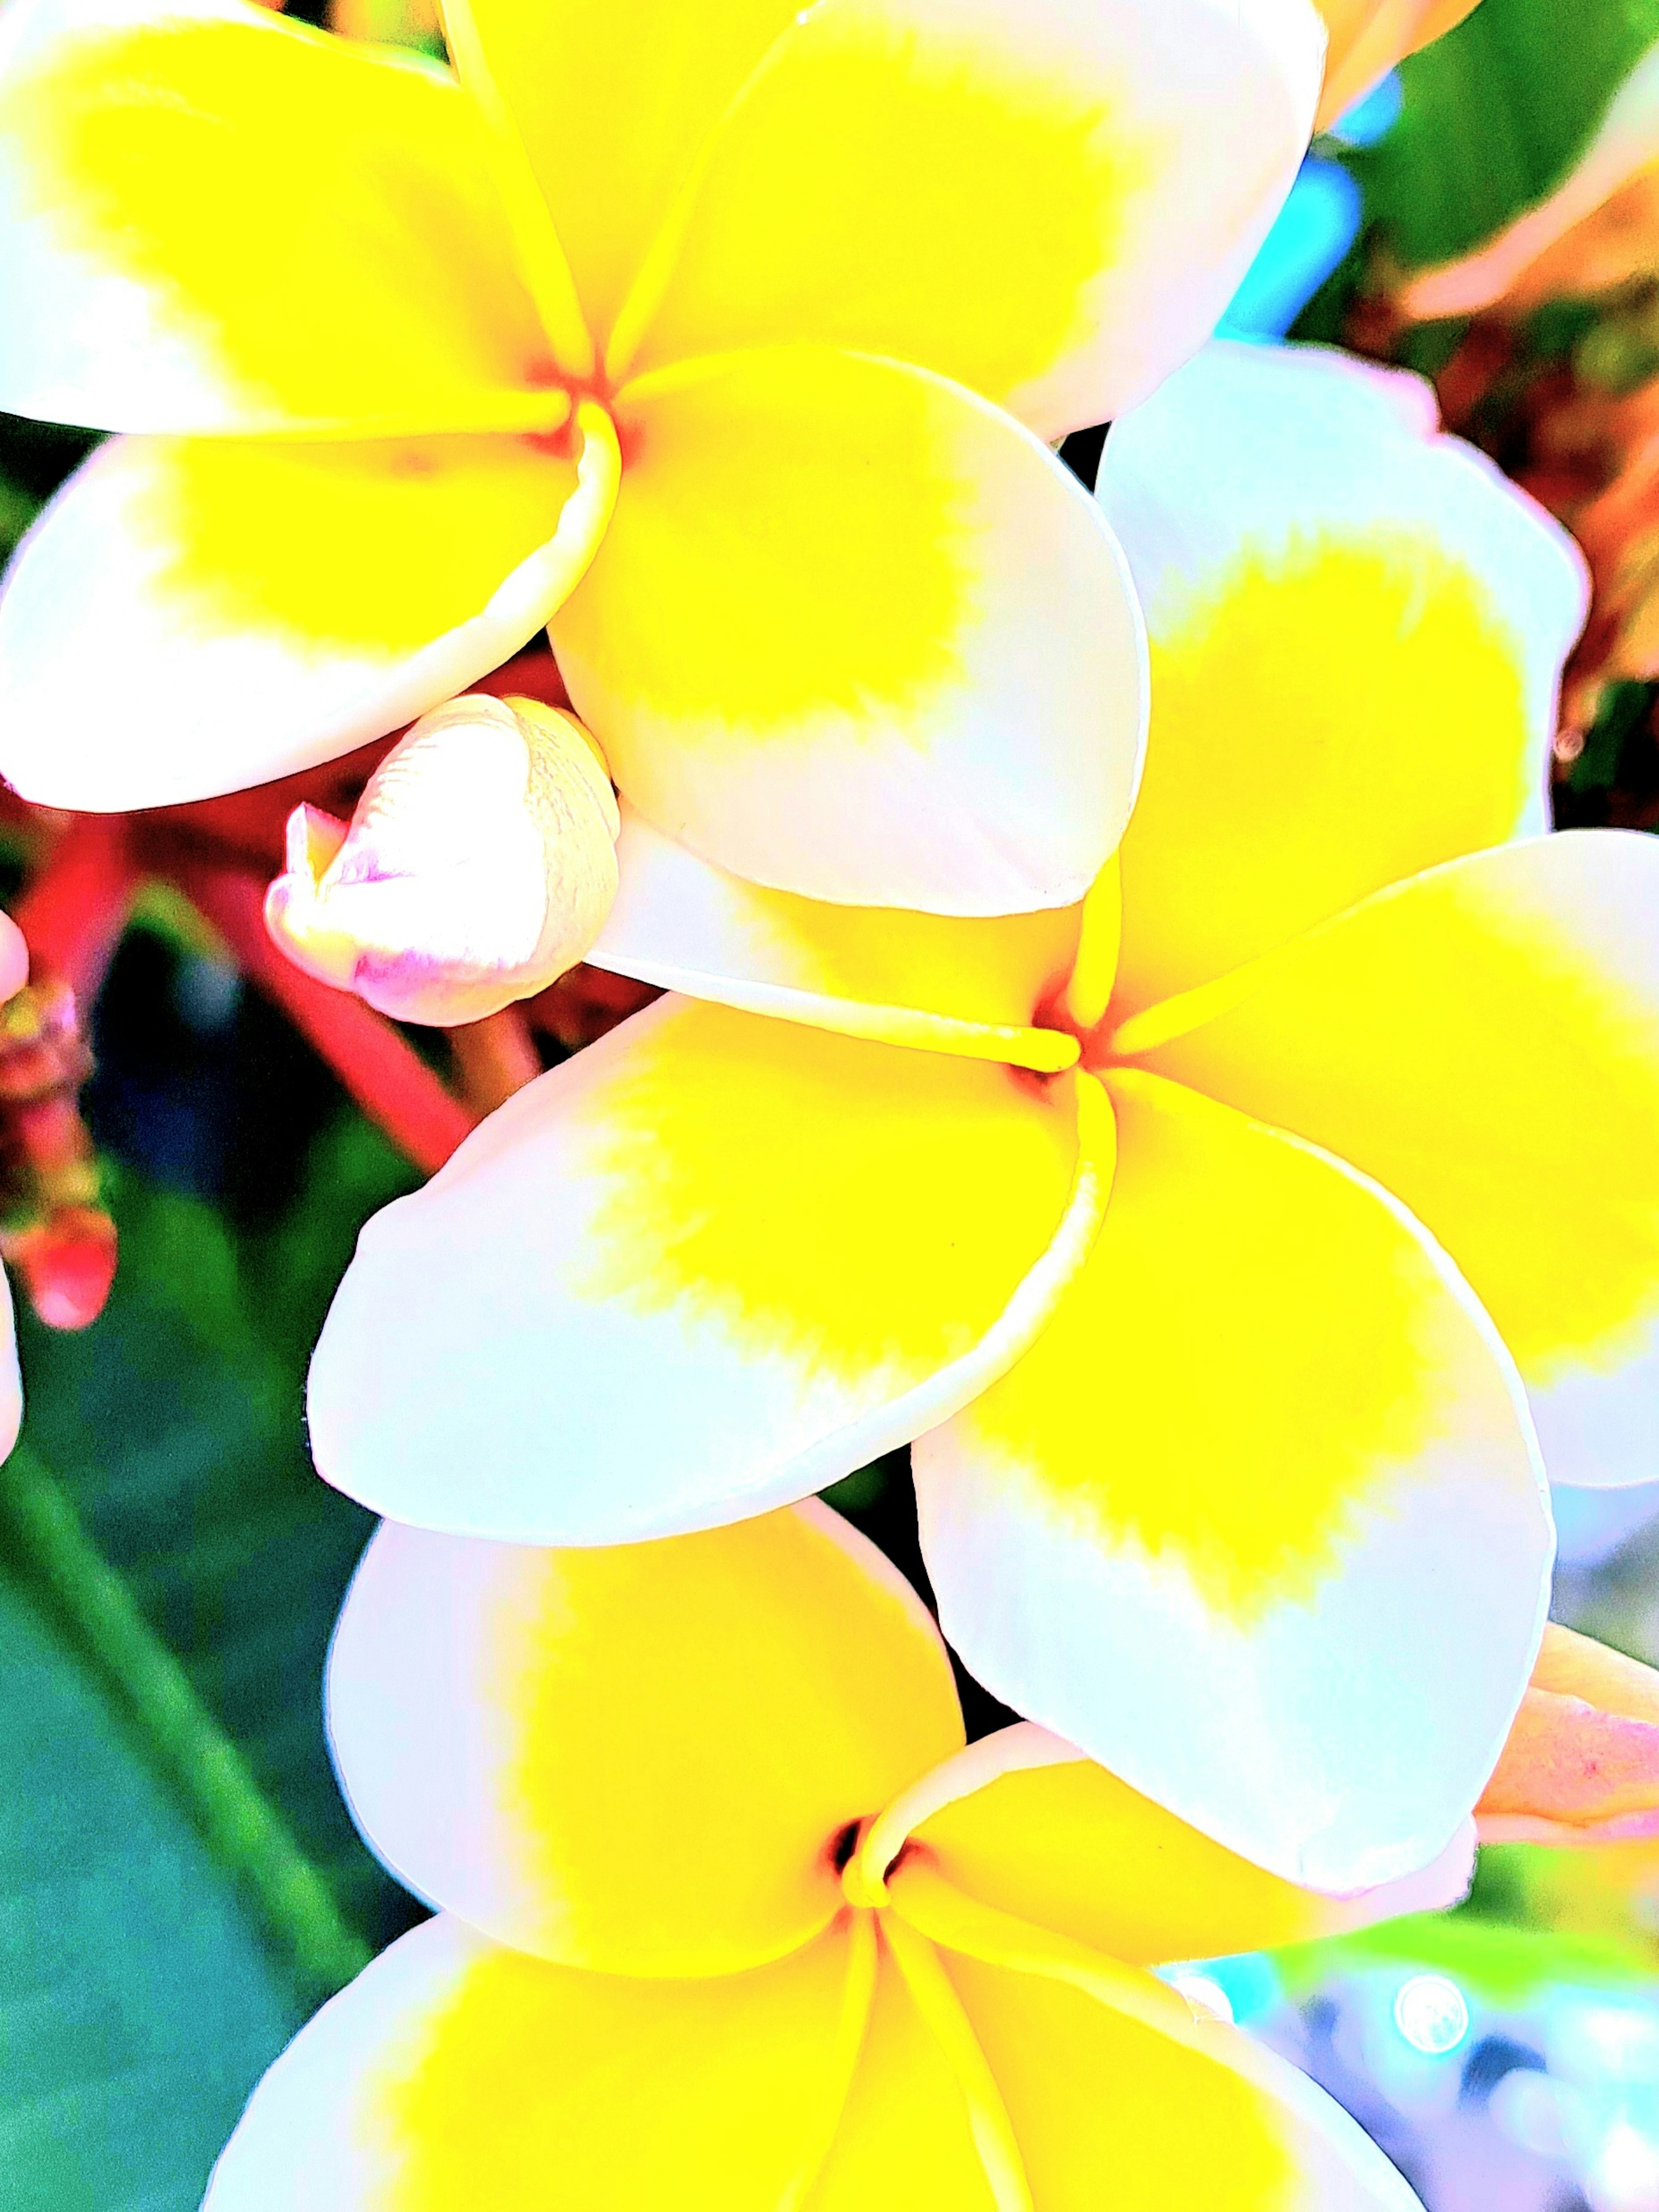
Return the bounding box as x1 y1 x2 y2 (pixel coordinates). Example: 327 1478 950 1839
0 1439 371 2004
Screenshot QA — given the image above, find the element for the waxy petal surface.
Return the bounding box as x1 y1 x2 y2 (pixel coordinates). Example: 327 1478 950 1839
556 346 1144 915
204 1914 853 2211
914 1071 1551 1890
941 1951 1423 2210
1098 341 1587 1020
804 1940 1002 2211
439 0 801 355
0 432 586 808
1138 834 1659 1489
310 997 1094 1542
870 1726 1475 1968
590 806 1083 1070
1478 1626 1659 1843
0 0 550 435
327 1507 962 1975
618 0 1323 435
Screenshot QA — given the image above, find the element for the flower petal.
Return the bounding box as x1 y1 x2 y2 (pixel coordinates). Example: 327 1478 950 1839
614 0 1324 438
866 1725 1474 1968
309 997 1103 1542
589 805 1084 1073
1134 833 1659 1489
1315 0 1477 130
807 1938 1002 2211
0 428 602 808
441 0 803 353
0 0 552 435
556 346 1144 915
204 1914 854 2211
914 1069 1551 1890
327 1505 962 1974
941 1949 1423 2211
1097 340 1587 1020
1478 1624 1659 1844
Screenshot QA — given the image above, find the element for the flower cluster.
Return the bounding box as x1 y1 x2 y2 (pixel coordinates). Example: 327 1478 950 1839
1 0 1658 2202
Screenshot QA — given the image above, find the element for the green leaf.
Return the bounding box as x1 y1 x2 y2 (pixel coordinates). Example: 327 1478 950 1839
0 471 37 555
1345 0 1659 268
14 1135 416 1950
0 1114 431 2201
0 1544 302 2212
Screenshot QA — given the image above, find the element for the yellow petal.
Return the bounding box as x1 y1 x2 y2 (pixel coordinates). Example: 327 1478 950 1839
914 1070 1550 1889
309 998 1106 1542
0 422 613 808
555 345 1144 915
439 0 803 354
589 805 1082 1074
1315 0 1479 130
939 1949 1423 2211
865 1725 1475 1968
204 1914 855 2211
327 1505 962 1974
1133 833 1659 1489
1097 340 1586 1022
609 0 1322 436
0 0 553 434
807 1937 1001 2212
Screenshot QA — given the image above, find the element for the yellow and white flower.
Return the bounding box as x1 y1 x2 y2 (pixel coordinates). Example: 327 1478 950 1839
0 0 1325 915
207 1504 1459 2212
306 343 1608 1890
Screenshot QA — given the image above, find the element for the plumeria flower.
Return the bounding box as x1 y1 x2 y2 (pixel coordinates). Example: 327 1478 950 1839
207 1502 1463 2211
308 341 1618 1895
1477 1624 1659 1848
1312 0 1477 132
0 0 1328 931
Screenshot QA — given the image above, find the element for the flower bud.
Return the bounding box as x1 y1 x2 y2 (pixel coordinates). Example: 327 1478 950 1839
1477 1623 1659 1845
265 694 620 1026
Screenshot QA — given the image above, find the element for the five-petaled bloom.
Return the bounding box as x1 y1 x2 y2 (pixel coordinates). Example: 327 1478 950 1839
207 1503 1469 2212
0 0 1334 931
308 341 1637 1896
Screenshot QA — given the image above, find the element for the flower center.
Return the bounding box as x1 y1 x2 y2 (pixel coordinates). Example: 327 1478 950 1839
832 1816 905 1912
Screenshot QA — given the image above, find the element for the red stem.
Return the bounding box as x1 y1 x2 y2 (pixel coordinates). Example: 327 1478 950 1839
167 858 478 1177
15 817 143 1003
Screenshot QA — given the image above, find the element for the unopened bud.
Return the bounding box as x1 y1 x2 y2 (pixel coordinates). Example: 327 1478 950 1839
265 695 620 1026
0 913 26 1006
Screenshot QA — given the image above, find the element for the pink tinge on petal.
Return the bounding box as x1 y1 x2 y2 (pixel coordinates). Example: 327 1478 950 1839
264 694 620 1025
0 911 28 1004
1476 1628 1659 1843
